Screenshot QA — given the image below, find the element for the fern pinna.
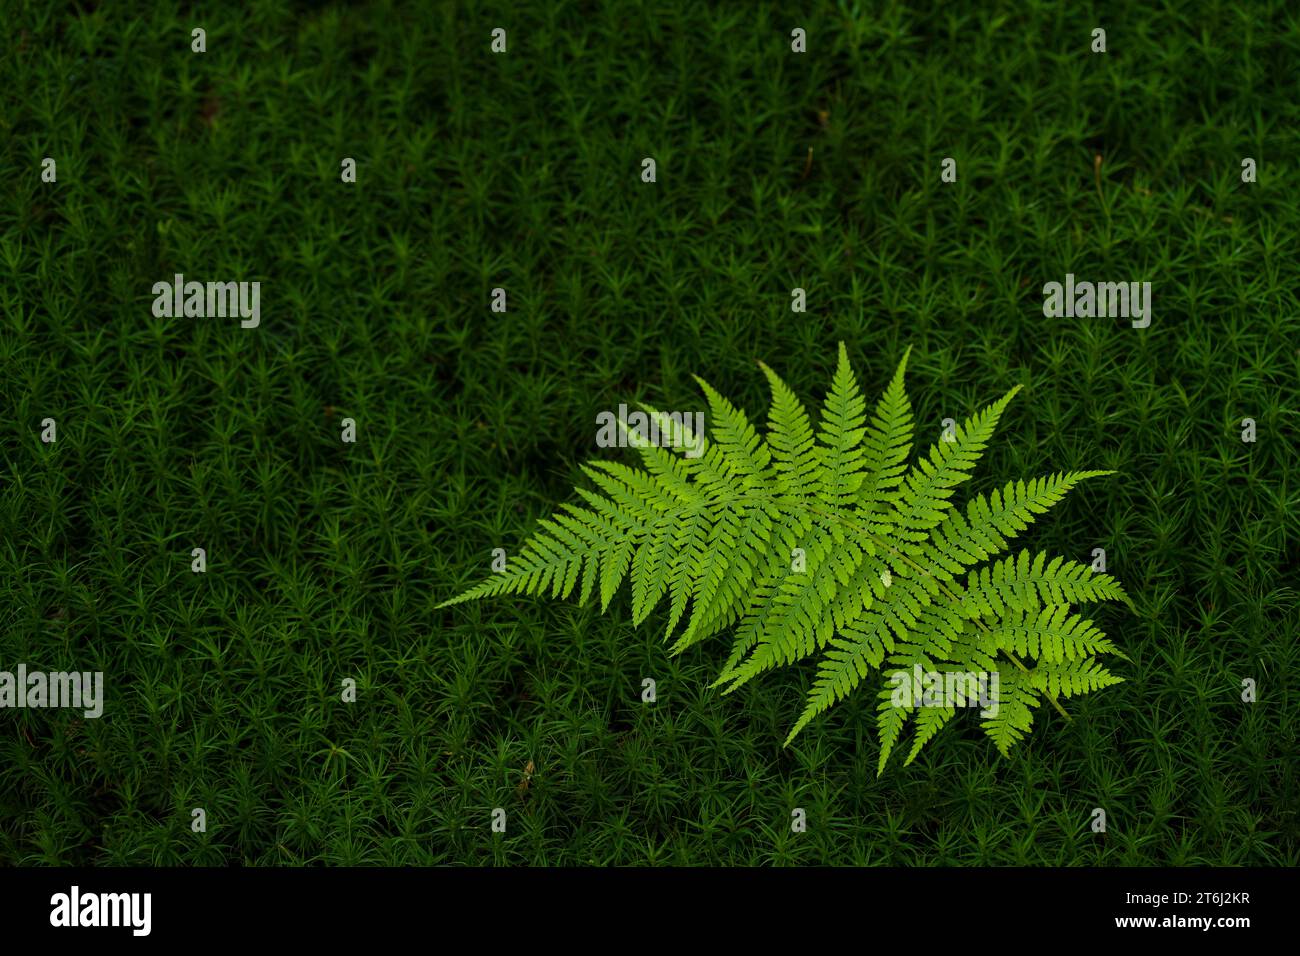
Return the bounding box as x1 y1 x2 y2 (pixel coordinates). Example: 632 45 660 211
440 344 1131 772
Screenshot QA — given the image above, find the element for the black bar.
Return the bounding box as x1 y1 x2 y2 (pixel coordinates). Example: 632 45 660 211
0 866 1276 941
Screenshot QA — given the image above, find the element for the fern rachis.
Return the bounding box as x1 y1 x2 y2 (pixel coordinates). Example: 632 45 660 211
440 343 1131 771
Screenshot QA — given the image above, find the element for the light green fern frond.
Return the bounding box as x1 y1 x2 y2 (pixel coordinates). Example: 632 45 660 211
439 343 1131 771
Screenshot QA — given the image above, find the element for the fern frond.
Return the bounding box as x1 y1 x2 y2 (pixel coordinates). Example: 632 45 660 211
985 605 1118 663
758 361 821 500
880 385 1021 548
816 343 870 508
717 534 868 692
981 668 1039 757
856 347 914 517
440 343 1131 770
1025 658 1123 698
954 549 1129 618
905 702 957 766
919 471 1115 579
876 680 914 775
784 571 934 743
692 377 772 485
